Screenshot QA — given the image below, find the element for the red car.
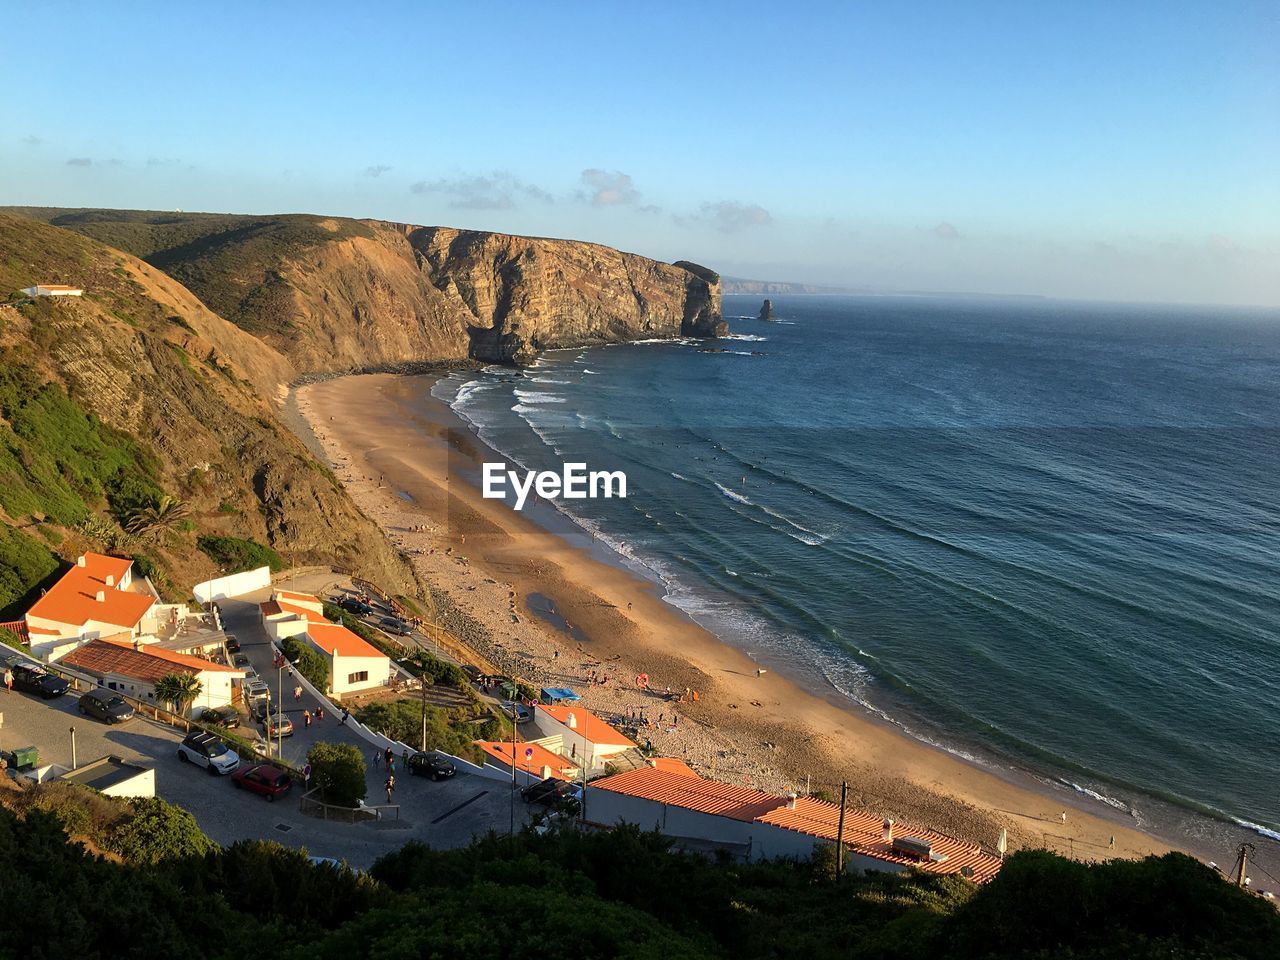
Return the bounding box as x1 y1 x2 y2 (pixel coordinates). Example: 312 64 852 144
231 763 293 801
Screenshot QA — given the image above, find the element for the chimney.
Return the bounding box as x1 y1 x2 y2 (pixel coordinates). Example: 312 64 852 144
95 591 106 603
566 712 577 729
882 817 895 843
77 555 87 567
105 575 115 587
785 792 798 810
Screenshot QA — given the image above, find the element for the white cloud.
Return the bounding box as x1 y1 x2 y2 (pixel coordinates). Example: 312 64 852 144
410 171 552 210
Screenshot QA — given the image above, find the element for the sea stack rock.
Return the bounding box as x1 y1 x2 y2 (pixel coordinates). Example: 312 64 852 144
758 299 778 321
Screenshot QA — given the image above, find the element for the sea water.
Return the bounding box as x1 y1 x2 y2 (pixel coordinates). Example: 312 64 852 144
433 294 1280 854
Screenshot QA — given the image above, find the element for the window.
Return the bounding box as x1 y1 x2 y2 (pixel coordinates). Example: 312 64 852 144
347 671 369 685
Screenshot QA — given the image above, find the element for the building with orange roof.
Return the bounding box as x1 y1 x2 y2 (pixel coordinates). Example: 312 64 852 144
586 766 1002 882
260 589 329 641
301 621 391 698
531 703 636 770
61 638 246 717
25 553 163 660
477 739 580 782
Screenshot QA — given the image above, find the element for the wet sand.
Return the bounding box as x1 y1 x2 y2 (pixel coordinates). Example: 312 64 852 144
294 372 1175 862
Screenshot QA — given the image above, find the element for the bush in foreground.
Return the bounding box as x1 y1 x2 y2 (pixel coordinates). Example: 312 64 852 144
306 741 366 806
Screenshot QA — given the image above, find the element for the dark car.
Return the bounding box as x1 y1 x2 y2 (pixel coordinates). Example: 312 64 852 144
78 689 135 724
338 597 373 616
233 653 251 668
406 751 456 780
231 763 293 801
380 616 412 636
521 776 582 808
201 707 241 729
10 663 70 699
224 635 241 654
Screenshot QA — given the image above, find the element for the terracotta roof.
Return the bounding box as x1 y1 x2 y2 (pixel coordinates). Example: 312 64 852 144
478 740 579 778
536 704 635 748
304 622 385 660
106 639 240 673
25 553 154 631
63 639 240 684
756 796 1002 883
590 767 787 822
273 589 322 607
650 757 699 777
261 599 327 621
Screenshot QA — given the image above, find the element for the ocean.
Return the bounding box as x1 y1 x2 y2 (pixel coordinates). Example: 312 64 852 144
433 293 1280 850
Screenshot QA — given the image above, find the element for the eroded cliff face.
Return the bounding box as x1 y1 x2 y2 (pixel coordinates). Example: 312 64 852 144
401 226 726 365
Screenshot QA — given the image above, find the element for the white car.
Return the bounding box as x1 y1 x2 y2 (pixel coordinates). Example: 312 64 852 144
177 731 241 775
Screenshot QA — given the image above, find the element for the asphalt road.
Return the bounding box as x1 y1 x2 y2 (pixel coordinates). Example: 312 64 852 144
0 591 530 868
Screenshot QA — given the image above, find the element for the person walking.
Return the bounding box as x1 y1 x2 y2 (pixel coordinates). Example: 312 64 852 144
384 774 396 804
3 668 12 694
387 756 396 775
384 746 394 767
340 707 350 725
371 749 381 770
293 684 303 702
316 707 325 721
303 710 312 729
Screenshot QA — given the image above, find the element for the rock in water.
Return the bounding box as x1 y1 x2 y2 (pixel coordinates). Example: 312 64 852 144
758 299 778 321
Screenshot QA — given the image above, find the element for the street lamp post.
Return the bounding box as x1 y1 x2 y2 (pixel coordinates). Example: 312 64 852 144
69 725 77 770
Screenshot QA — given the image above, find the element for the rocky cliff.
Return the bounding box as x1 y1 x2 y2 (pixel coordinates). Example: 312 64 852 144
10 208 726 370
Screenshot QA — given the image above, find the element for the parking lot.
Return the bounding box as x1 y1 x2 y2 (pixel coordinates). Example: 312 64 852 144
1 592 531 868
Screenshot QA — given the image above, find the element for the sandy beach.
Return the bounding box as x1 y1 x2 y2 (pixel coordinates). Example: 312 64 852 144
292 372 1175 862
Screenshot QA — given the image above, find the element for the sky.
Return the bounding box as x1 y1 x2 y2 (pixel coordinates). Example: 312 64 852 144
2 1 1278 306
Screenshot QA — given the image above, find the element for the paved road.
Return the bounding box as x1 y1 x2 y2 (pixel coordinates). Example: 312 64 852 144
0 592 531 868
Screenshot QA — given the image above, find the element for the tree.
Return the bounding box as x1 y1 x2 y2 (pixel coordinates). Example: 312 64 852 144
307 741 366 806
122 494 190 536
154 671 202 716
107 797 216 865
280 635 330 691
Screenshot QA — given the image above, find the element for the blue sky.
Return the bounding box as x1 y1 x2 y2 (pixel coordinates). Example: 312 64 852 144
2 1 1277 305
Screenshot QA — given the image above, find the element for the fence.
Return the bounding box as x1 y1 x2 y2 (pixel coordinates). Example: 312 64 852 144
300 787 399 823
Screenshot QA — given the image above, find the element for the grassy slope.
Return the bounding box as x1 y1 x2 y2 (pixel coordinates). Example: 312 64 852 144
0 212 418 603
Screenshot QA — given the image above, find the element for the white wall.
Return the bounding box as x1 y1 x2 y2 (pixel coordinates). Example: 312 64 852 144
330 653 391 697
193 566 272 604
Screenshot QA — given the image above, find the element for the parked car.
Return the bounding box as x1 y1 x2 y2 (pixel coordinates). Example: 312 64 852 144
263 712 294 738
338 596 373 616
77 689 135 724
224 635 241 654
379 616 412 636
233 653 251 668
501 701 532 724
521 777 582 808
177 731 240 775
231 763 292 801
10 663 70 699
201 707 241 730
406 751 456 780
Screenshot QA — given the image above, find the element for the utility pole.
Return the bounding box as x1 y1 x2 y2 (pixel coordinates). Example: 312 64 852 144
509 702 518 836
69 726 77 770
835 780 848 880
420 669 428 752
1234 843 1255 888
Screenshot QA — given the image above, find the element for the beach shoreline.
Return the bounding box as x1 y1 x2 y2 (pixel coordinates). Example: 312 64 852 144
290 370 1183 863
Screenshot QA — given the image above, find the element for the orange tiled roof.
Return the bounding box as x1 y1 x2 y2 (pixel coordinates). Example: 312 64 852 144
261 599 327 621
305 622 385 660
274 589 321 606
590 767 787 822
478 740 579 778
63 639 236 684
536 704 635 748
104 639 241 673
25 553 154 631
755 796 1002 883
650 757 699 777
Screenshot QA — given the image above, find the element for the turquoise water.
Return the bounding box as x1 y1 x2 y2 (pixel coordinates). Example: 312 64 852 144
435 294 1280 846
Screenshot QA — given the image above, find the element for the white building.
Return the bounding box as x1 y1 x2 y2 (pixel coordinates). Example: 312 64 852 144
60 637 246 716
586 766 1002 881
530 704 636 770
302 621 391 698
59 756 155 798
260 589 328 641
24 553 166 660
21 284 83 297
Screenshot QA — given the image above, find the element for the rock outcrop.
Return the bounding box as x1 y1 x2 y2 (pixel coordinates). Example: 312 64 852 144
758 298 778 321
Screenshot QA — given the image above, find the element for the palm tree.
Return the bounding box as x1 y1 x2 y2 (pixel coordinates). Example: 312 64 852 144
123 496 190 537
154 672 203 717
